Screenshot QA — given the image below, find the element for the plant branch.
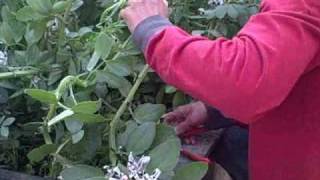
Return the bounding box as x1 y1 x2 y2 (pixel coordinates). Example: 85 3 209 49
42 104 56 144
0 69 39 80
108 64 149 164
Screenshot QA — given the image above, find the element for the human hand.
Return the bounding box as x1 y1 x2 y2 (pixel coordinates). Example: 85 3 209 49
120 0 169 32
164 101 210 143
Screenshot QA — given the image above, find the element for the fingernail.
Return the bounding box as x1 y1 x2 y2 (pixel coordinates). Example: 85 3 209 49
161 113 168 118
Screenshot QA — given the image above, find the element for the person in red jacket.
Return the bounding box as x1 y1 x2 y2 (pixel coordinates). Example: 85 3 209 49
121 0 320 180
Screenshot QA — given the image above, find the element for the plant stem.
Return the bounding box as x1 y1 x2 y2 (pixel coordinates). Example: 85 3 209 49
109 64 149 164
69 86 77 105
50 138 71 177
57 0 73 49
42 128 53 144
0 69 38 80
43 104 56 144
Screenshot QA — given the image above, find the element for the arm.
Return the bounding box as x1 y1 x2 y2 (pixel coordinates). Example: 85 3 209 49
133 11 319 124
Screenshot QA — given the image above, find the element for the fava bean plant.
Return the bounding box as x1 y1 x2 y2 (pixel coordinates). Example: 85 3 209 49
0 0 259 179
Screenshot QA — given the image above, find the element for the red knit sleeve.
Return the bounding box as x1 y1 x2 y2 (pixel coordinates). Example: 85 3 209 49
143 11 319 123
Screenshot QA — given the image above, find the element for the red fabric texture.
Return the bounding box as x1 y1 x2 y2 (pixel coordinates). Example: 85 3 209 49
144 0 320 179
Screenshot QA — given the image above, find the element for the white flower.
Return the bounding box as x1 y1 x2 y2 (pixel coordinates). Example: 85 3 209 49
104 152 161 180
104 166 129 180
47 18 59 32
127 152 150 179
0 51 8 66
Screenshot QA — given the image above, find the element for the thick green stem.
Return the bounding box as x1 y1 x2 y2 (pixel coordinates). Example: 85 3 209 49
109 64 149 164
43 104 56 144
57 0 73 49
0 69 38 80
42 129 53 144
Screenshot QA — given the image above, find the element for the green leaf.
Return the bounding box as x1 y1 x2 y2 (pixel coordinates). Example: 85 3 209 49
60 165 104 180
227 5 239 19
159 171 175 180
0 127 9 137
0 117 5 125
151 124 176 148
25 89 58 104
72 100 101 114
27 144 58 163
68 59 78 75
213 5 228 19
86 51 100 72
26 44 41 65
1 6 12 21
66 125 102 161
48 110 74 127
165 85 177 94
53 1 69 14
1 6 25 43
65 119 83 134
173 91 188 108
106 60 132 77
147 138 181 172
117 121 138 147
71 0 84 11
25 21 46 45
204 5 228 19
72 130 84 144
86 33 114 71
134 104 166 123
48 68 64 86
67 113 105 124
172 162 208 180
125 122 156 155
2 117 15 126
26 0 53 15
95 32 114 59
16 6 44 22
96 70 132 97
0 87 9 104
79 27 93 36
0 22 15 45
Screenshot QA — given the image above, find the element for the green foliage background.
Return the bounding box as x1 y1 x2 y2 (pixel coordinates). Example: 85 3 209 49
0 0 259 179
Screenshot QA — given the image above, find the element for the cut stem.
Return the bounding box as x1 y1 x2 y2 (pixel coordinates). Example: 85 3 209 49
109 64 149 164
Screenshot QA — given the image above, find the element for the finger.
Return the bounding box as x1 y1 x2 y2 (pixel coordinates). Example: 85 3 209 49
190 137 196 145
164 104 193 125
163 112 177 122
163 111 184 124
183 137 196 145
120 7 131 19
161 112 171 119
175 120 192 135
165 115 183 127
175 104 192 115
